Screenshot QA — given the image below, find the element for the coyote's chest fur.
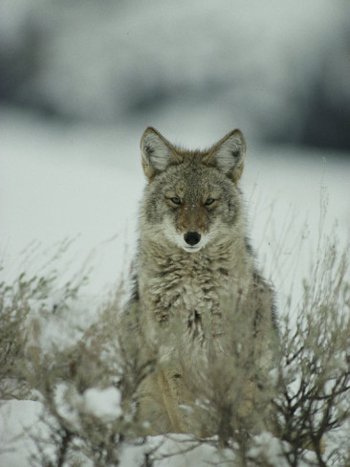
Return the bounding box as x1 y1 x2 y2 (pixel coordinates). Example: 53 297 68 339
138 240 251 349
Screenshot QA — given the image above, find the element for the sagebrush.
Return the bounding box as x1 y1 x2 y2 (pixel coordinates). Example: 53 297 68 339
0 235 349 466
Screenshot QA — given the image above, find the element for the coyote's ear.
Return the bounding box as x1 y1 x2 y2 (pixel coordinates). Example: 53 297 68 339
140 127 175 180
209 129 246 182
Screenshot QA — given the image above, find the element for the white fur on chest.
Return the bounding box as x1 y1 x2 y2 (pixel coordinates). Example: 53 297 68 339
140 251 241 347
139 241 252 350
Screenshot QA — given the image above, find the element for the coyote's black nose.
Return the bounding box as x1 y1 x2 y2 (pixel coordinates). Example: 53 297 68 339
184 231 201 246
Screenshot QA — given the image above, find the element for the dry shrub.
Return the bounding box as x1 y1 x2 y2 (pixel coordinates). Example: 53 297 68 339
274 237 350 466
0 233 349 466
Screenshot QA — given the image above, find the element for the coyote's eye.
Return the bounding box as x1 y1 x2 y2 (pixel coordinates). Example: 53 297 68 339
204 198 215 206
170 196 181 205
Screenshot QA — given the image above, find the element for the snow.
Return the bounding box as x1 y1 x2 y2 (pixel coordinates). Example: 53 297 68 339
0 400 44 466
248 432 289 466
82 387 122 422
150 435 235 467
52 384 122 428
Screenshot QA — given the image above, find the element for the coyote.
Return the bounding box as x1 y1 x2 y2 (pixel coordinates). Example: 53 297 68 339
123 128 279 438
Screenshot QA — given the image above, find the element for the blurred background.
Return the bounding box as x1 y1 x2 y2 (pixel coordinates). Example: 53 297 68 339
1 0 349 295
1 0 350 147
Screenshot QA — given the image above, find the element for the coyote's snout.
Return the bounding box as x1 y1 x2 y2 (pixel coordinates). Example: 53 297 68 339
123 127 279 437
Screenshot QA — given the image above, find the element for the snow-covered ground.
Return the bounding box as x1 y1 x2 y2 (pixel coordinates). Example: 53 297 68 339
0 109 349 465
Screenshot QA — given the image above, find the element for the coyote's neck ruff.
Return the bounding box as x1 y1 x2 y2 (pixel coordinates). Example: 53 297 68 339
139 227 253 346
127 128 278 435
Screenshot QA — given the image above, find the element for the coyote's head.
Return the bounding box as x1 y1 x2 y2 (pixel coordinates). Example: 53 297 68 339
140 127 246 253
